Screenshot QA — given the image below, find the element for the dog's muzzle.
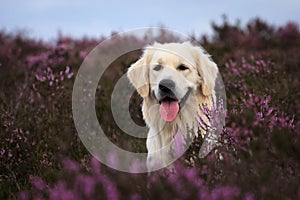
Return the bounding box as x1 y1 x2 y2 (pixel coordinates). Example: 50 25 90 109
158 79 192 107
157 79 192 122
179 87 192 109
158 79 177 100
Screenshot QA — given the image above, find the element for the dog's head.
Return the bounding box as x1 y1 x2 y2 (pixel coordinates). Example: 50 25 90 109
127 42 218 122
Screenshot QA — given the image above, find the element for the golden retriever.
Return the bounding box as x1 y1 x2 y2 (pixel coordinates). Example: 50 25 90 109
127 42 218 171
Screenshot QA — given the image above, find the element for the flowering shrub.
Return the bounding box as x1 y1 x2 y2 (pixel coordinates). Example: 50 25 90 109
18 158 243 200
0 18 299 199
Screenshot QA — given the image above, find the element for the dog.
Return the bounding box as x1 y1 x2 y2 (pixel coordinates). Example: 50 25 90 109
127 42 218 171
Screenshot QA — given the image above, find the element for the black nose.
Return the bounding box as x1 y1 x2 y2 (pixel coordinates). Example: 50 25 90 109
159 79 175 94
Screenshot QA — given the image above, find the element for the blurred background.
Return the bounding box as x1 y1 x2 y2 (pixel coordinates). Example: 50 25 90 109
1 1 299 199
1 0 299 41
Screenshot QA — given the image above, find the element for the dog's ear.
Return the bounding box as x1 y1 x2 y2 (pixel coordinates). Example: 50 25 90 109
193 47 218 96
127 49 152 97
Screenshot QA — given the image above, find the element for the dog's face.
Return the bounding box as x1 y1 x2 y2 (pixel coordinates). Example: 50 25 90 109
128 42 218 122
148 43 199 122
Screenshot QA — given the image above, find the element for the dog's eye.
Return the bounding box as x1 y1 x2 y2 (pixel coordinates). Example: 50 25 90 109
153 64 163 71
177 64 189 71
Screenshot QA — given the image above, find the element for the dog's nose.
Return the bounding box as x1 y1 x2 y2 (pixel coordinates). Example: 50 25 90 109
159 79 175 94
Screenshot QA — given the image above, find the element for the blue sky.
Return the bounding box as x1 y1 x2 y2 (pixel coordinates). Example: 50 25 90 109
1 0 299 41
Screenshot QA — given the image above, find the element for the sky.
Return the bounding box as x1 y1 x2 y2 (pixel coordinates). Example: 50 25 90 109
0 0 299 41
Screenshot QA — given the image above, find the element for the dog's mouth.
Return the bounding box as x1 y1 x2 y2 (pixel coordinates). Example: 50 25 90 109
158 87 192 122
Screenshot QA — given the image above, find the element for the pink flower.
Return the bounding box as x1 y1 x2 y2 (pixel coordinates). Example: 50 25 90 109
35 74 46 82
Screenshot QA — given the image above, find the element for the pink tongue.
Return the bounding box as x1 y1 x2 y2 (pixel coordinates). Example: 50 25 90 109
159 100 179 122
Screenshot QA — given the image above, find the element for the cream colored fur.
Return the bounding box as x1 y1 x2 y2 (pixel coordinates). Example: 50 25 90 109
127 42 218 171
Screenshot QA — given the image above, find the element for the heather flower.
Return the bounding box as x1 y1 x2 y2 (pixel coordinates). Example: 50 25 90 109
62 158 81 172
244 193 255 200
210 186 240 200
0 19 299 199
29 176 47 191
